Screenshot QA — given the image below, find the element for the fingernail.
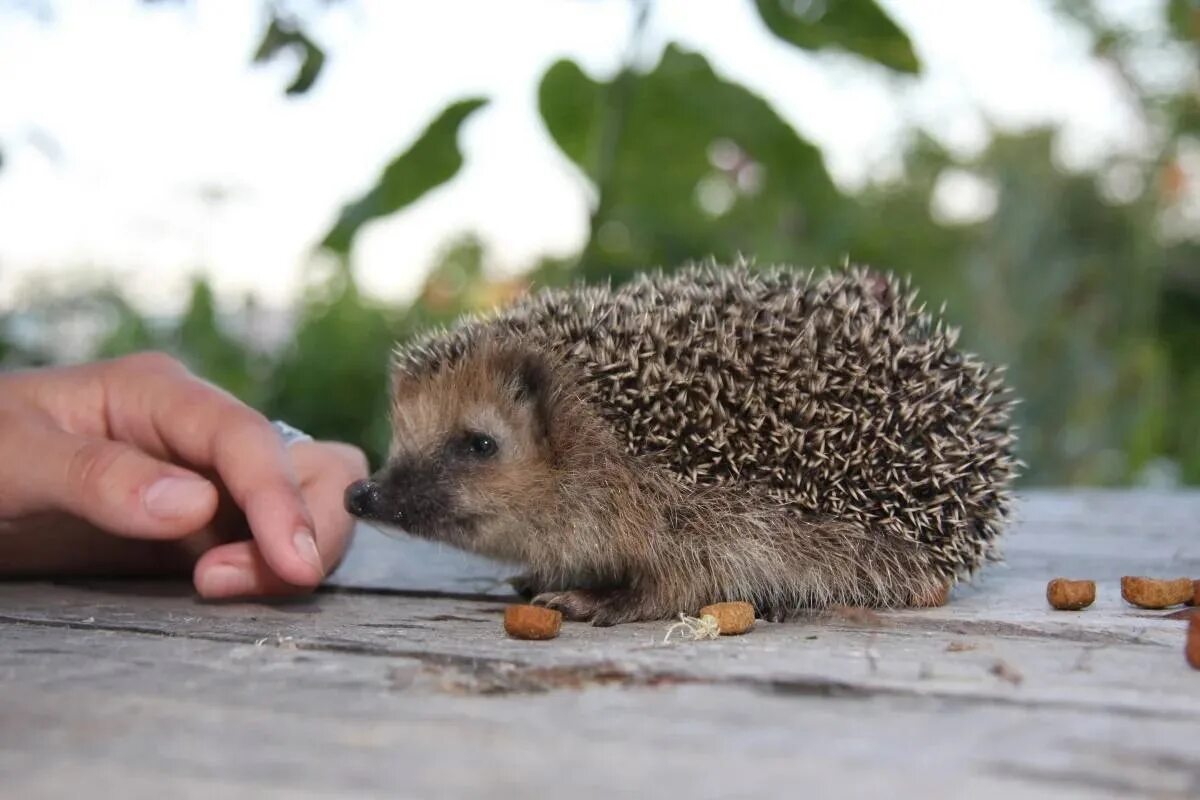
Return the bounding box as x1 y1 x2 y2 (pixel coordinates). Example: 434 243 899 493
293 529 323 576
143 476 214 519
197 564 255 597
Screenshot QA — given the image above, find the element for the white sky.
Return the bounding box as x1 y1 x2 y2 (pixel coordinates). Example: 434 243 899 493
0 0 1159 315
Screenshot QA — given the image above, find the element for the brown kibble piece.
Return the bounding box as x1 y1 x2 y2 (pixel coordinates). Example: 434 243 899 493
503 604 562 640
1121 576 1194 610
1187 614 1200 670
698 601 756 635
1046 578 1096 610
910 583 950 608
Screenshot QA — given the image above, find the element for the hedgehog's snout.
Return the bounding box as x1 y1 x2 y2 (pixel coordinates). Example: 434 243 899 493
344 479 400 523
346 460 461 540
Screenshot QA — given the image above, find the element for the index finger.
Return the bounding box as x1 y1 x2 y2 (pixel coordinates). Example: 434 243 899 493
101 353 325 587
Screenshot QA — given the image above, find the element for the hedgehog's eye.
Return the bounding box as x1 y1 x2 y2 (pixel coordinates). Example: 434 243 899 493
465 432 498 458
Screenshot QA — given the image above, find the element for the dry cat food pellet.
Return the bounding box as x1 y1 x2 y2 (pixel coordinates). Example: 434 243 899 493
1120 576 1194 610
1187 614 1200 671
503 604 562 640
1045 578 1096 610
698 601 756 635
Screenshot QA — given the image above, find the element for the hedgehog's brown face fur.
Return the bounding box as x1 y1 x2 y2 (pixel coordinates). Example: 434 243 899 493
348 343 563 563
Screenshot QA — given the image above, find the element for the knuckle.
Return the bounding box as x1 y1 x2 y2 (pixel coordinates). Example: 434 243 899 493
211 411 288 487
220 409 272 450
115 350 186 377
65 440 128 498
329 442 370 477
175 383 256 442
173 381 221 419
291 441 369 483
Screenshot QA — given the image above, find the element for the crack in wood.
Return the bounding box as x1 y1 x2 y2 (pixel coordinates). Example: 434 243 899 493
759 678 1200 721
411 614 491 624
403 660 700 695
880 617 1171 647
2 614 1194 721
988 762 1197 798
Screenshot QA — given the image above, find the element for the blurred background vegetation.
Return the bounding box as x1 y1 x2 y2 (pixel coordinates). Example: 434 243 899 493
1 0 1198 486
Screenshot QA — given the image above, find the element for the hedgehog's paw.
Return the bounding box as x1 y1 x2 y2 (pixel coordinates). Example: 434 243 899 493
532 588 665 626
753 602 793 623
531 589 607 621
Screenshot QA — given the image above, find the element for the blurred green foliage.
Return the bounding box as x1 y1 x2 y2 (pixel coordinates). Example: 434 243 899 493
2 0 1198 485
851 131 1184 484
539 45 846 284
263 267 396 458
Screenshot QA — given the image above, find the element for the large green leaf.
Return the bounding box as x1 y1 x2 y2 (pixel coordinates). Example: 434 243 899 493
754 0 920 74
320 98 488 256
539 45 846 281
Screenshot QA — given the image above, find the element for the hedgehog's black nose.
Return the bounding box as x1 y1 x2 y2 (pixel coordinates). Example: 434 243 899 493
344 479 384 518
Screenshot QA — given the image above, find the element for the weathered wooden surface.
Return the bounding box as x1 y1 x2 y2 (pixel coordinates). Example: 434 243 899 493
1 490 1199 799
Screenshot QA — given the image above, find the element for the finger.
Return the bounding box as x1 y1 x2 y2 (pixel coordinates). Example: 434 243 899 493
192 442 368 598
192 540 309 599
292 441 368 574
0 422 219 539
100 354 323 587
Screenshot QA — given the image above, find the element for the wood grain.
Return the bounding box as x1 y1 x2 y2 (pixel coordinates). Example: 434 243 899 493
1 489 1197 798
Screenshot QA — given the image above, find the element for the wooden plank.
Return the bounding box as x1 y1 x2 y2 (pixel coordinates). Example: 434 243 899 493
2 489 1198 797
3 623 1198 800
1 577 1196 719
2 491 1198 714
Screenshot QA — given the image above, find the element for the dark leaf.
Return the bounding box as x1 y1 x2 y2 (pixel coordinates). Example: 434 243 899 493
320 98 488 255
754 0 920 74
252 16 327 96
539 60 601 172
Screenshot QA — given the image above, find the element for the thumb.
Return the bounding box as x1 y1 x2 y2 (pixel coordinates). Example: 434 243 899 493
3 425 219 539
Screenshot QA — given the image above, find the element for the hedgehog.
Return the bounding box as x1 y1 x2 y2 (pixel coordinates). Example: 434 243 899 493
344 263 1017 625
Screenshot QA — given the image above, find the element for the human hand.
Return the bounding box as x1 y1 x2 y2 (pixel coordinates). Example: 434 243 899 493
0 353 368 597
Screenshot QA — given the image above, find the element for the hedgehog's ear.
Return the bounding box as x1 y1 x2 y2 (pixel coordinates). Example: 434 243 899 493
513 354 546 401
506 351 553 436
